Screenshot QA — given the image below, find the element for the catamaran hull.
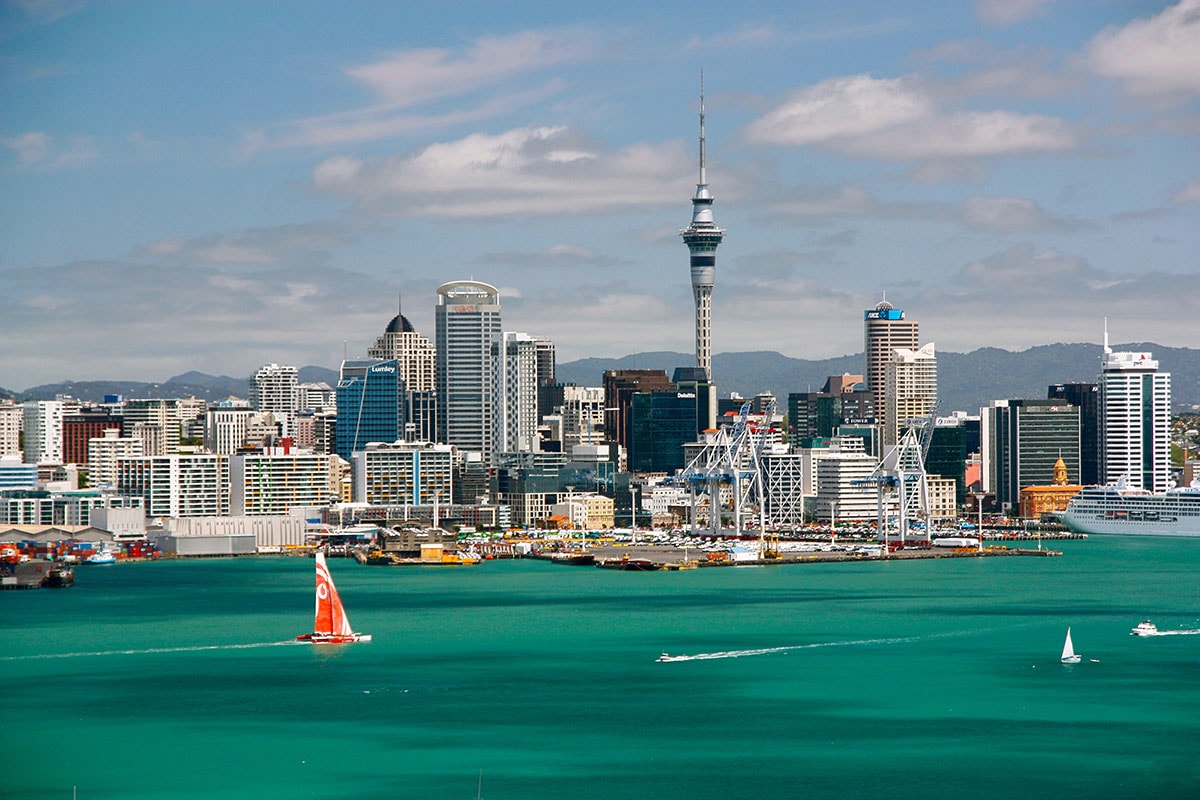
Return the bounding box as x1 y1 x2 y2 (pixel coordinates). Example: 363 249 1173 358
296 633 372 644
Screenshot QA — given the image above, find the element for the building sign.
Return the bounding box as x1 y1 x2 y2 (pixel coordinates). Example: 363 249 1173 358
864 309 905 320
453 305 479 313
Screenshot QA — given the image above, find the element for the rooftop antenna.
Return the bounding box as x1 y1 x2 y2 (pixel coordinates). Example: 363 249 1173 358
1103 317 1111 356
699 68 707 187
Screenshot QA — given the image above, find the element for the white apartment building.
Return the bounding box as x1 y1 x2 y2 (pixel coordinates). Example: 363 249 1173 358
87 428 144 488
297 382 336 412
230 452 338 516
1100 347 1171 492
250 363 299 436
884 343 937 446
350 441 454 507
22 400 65 464
205 407 254 455
116 454 230 518
558 386 605 451
0 401 22 457
494 331 541 455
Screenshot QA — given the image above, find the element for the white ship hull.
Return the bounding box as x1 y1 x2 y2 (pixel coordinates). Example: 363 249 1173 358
1060 484 1200 538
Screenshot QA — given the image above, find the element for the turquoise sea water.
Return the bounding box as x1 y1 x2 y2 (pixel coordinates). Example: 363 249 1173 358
3 538 1199 800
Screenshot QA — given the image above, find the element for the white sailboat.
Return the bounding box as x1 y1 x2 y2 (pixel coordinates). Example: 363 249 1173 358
1060 627 1081 664
296 551 371 644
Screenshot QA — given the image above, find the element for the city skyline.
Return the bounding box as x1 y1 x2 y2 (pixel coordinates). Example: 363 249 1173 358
2 1 1199 391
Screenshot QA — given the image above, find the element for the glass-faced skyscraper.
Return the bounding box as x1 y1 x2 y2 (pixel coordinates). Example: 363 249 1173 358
435 281 502 461
335 359 403 460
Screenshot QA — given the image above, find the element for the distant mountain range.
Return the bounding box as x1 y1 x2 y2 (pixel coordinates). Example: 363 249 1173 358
3 344 1197 413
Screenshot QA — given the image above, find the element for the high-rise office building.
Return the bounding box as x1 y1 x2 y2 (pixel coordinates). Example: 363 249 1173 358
62 407 123 466
367 303 438 441
864 299 919 437
0 401 21 458
983 399 1080 511
883 343 937 446
250 364 299 437
1099 341 1170 492
335 359 403 460
435 280 502 461
603 370 673 454
122 399 183 456
1048 382 1100 485
87 428 144 488
680 79 724 380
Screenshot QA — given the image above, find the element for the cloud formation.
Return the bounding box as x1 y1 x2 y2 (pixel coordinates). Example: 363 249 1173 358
744 74 1076 160
1085 0 1200 101
311 126 691 216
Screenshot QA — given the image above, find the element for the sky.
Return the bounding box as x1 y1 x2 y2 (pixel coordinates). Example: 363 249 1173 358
1 0 1198 391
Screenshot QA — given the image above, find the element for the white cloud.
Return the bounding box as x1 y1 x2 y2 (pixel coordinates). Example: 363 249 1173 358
744 74 1076 161
962 196 1093 233
957 242 1095 289
311 126 691 217
1085 0 1200 101
975 0 1051 27
134 222 359 267
243 29 598 152
1172 176 1200 204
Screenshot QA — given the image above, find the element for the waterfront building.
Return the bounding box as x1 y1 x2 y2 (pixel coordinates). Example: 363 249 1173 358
883 343 937 447
925 421 968 507
628 371 715 474
1019 456 1084 519
230 452 338 516
680 79 724 380
864 299 919 438
0 401 21 457
549 492 615 529
982 399 1080 513
250 363 299 437
1099 342 1170 492
87 428 143 488
335 359 403 461
350 441 454 508
21 400 65 464
603 369 673 454
0 487 143 527
763 452 807 526
436 280 502 461
160 515 306 550
115 454 230 518
811 436 890 523
494 331 542 455
1048 382 1100 485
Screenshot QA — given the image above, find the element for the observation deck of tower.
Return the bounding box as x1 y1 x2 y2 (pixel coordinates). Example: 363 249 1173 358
680 75 724 381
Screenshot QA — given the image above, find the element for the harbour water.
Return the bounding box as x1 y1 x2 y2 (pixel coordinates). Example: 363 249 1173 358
3 537 1198 799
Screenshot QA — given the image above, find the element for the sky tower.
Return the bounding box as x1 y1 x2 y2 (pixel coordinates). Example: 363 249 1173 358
681 74 724 380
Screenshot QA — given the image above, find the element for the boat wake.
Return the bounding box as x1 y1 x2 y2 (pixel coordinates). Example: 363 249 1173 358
657 634 928 662
0 640 300 661
1139 628 1200 636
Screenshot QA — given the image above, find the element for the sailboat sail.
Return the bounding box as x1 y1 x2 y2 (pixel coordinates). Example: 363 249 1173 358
298 551 371 644
1060 627 1080 663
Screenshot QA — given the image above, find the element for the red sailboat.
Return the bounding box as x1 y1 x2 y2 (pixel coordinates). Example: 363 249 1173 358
296 551 372 644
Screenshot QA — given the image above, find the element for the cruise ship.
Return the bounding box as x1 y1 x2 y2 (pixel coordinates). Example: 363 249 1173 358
1060 479 1200 537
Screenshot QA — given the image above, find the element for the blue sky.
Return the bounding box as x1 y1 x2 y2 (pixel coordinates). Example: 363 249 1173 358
2 0 1198 390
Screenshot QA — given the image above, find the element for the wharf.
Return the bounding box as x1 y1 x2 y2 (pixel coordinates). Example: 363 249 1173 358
574 543 1060 570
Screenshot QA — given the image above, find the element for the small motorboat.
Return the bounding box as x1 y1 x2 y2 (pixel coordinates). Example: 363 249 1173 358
1130 620 1158 636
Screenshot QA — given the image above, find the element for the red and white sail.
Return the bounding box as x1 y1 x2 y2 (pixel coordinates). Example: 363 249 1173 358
298 551 371 643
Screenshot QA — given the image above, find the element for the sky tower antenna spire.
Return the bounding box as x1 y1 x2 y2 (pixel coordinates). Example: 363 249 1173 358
681 70 724 381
